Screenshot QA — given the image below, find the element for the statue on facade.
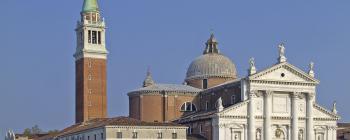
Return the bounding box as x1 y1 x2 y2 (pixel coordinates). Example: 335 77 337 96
332 101 338 114
308 62 315 77
298 130 304 140
216 97 224 112
256 129 261 140
249 57 257 75
278 43 287 63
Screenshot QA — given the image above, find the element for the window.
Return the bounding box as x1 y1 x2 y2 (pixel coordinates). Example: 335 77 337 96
202 79 208 89
98 31 101 44
88 74 92 80
199 125 203 134
231 95 236 104
157 132 162 139
101 133 103 139
92 31 97 44
181 102 197 112
172 133 177 139
132 132 138 139
94 134 96 140
88 30 91 43
116 132 122 139
87 136 89 140
205 102 209 110
80 32 83 42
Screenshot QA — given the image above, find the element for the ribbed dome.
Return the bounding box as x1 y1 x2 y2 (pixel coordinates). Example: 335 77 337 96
186 54 237 80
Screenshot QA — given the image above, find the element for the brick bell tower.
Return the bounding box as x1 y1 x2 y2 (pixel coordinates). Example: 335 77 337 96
74 0 108 123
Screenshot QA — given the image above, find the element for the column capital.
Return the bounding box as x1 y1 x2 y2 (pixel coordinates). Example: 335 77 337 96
291 92 301 98
307 92 315 100
265 90 273 97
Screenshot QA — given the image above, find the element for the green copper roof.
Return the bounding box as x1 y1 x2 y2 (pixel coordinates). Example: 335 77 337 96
82 0 99 13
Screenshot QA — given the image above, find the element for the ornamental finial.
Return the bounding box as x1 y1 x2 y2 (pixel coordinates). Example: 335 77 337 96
278 43 287 63
249 57 257 75
143 67 155 87
332 101 337 114
308 62 315 77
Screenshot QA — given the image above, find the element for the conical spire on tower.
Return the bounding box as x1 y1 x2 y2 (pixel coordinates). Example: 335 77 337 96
203 33 220 54
82 0 99 13
143 68 155 87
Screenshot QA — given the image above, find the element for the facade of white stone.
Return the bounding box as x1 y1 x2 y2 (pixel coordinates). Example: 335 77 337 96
211 62 339 140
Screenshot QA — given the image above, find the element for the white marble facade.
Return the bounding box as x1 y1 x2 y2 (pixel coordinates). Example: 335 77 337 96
212 51 339 140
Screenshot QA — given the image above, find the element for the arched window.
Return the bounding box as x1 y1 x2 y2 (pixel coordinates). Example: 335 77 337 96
181 102 197 112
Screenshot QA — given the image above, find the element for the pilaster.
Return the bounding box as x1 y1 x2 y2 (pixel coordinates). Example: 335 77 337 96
263 90 272 140
248 90 257 140
291 92 300 140
306 92 315 140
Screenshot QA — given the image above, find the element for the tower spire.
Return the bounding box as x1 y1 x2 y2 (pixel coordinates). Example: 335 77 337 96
203 33 220 54
82 0 99 13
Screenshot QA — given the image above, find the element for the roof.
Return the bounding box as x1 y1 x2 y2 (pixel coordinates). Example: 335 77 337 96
82 0 99 13
57 117 185 137
15 134 49 139
129 84 202 95
186 54 237 80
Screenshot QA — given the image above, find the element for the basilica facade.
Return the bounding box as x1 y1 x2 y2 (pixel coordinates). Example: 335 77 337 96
128 33 340 140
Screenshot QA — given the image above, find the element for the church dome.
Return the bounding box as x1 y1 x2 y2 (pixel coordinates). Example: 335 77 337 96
185 34 237 80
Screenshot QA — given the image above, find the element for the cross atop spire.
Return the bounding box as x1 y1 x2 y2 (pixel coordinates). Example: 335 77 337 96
82 0 99 13
203 33 220 54
143 67 155 87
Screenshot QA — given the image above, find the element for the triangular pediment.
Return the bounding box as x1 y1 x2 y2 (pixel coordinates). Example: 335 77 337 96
218 100 249 116
313 104 340 120
249 62 319 84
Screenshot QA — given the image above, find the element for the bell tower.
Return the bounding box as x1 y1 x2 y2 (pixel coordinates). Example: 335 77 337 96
74 0 108 123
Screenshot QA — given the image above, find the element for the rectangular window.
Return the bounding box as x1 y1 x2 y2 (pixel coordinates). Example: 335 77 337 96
206 102 209 110
88 30 91 43
199 125 203 134
231 95 235 104
157 132 162 139
132 132 138 139
101 133 103 139
172 133 177 139
98 31 101 44
80 32 83 43
87 136 89 140
116 132 122 139
92 31 97 44
202 79 208 89
94 134 96 140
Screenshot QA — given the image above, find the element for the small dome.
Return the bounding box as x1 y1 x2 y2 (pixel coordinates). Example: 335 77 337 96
186 54 237 80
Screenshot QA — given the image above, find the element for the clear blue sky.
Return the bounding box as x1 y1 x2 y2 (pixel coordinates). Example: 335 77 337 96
1 0 349 138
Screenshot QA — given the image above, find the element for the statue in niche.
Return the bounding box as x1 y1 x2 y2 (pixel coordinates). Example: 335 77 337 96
256 129 261 140
298 129 304 140
275 128 284 138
